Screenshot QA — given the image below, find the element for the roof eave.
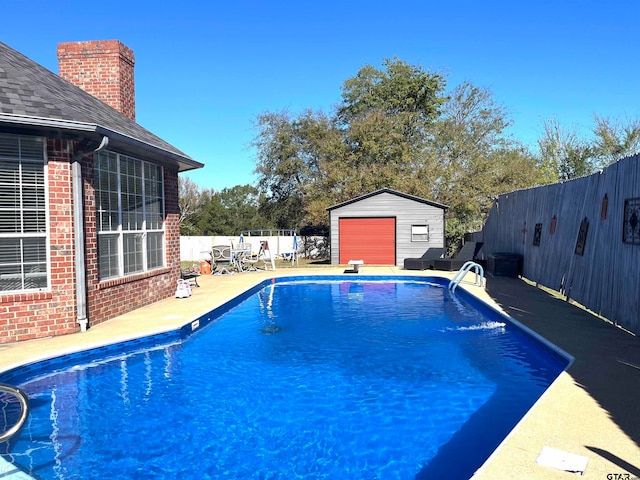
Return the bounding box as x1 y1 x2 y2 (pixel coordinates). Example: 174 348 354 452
94 126 204 172
0 114 204 172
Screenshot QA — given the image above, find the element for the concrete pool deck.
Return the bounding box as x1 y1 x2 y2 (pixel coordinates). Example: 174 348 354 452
0 266 638 479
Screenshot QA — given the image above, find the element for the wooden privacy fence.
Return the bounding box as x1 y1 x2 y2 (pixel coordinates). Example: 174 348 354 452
481 153 640 335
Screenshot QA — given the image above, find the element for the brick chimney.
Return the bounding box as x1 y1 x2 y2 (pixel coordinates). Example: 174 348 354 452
57 40 136 121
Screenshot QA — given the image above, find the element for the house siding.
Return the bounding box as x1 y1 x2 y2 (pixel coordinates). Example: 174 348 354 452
329 191 445 266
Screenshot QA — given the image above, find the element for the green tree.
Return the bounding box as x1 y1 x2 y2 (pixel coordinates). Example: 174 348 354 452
186 184 268 235
537 118 593 181
253 59 547 250
536 115 640 181
331 58 447 207
338 57 447 125
253 58 448 228
253 109 344 228
429 82 546 248
591 114 640 168
219 184 268 233
178 176 205 235
191 190 227 235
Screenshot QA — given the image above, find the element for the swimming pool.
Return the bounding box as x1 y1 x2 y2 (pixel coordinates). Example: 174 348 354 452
0 276 570 479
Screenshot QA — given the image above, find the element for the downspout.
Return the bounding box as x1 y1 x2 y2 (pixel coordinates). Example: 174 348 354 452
72 136 109 332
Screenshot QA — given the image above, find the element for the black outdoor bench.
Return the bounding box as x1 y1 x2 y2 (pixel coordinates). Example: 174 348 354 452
180 267 201 287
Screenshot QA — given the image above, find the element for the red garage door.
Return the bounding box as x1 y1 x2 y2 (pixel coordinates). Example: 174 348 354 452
339 217 396 264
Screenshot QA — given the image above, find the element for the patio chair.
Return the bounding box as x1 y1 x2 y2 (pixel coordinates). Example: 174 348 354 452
432 242 484 272
257 240 276 271
232 243 257 272
280 234 300 267
212 245 233 274
403 247 445 270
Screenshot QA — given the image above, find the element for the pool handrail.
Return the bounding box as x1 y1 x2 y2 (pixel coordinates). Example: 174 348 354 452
449 261 484 292
0 382 29 442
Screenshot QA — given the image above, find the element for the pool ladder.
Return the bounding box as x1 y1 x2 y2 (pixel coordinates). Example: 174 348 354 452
448 261 484 293
0 383 29 442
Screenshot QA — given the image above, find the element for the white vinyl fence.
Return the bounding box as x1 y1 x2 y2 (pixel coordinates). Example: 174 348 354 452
180 235 302 262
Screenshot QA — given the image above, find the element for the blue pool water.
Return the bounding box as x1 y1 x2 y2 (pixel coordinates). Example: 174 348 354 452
0 276 569 479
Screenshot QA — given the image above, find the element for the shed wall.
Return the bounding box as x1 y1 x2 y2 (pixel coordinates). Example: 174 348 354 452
329 192 445 266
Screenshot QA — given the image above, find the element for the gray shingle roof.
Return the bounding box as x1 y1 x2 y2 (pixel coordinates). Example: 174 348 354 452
326 188 448 211
0 41 202 171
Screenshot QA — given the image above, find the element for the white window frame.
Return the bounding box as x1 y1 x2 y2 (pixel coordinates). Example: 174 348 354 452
95 151 165 281
0 134 49 293
411 225 430 242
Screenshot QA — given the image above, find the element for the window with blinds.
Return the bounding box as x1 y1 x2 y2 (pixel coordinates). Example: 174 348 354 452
0 134 48 292
95 151 165 281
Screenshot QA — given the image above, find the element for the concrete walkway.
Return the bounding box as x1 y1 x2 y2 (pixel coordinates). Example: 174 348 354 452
476 275 640 479
0 266 638 479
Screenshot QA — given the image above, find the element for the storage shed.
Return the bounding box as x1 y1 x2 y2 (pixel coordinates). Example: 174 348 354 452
327 188 447 266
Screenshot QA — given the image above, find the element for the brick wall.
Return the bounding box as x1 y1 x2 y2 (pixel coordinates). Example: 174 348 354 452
84 164 180 326
0 39 189 345
57 40 136 121
164 167 182 277
0 139 78 343
0 140 183 344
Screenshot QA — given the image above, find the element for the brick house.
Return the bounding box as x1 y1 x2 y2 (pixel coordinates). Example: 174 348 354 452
0 40 203 344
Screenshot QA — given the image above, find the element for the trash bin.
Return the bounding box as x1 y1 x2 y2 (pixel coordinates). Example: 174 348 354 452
487 253 522 277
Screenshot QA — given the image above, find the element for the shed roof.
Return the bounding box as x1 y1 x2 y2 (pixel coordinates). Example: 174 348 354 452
326 188 448 211
0 41 203 172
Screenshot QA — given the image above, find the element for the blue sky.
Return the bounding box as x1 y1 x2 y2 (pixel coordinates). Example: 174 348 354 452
3 1 638 190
